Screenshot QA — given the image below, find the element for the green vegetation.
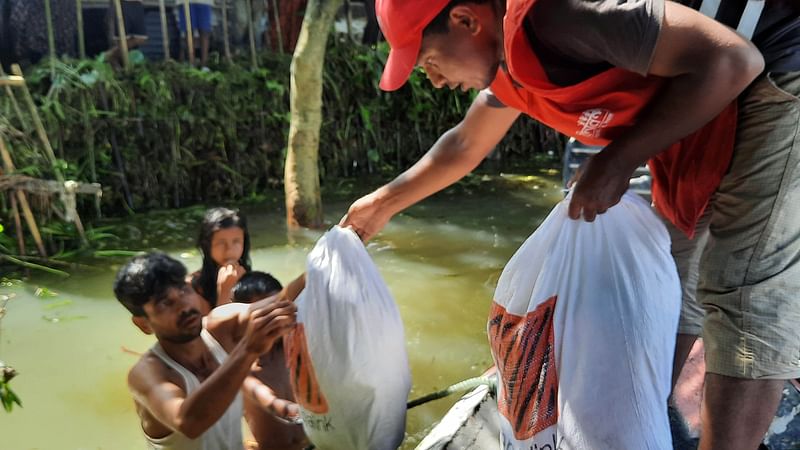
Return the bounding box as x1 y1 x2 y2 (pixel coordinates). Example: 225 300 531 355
0 39 563 270
0 361 21 412
0 287 20 413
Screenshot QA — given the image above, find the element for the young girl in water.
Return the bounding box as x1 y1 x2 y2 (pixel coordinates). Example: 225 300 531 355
194 207 252 307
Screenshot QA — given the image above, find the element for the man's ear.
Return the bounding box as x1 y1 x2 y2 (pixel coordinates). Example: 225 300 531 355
132 315 154 335
449 5 483 35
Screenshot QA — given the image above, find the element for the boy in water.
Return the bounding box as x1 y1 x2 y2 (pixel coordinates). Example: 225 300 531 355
210 271 309 450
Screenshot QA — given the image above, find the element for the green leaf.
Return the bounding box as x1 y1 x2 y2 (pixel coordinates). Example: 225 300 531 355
79 70 99 86
367 148 380 163
42 314 88 323
265 80 284 94
93 250 140 258
53 101 66 120
34 287 59 298
0 383 22 412
43 299 73 310
9 388 22 407
129 50 146 65
359 105 373 132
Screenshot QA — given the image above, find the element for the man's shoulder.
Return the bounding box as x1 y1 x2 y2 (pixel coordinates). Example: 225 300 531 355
525 0 663 77
529 0 659 31
128 350 182 393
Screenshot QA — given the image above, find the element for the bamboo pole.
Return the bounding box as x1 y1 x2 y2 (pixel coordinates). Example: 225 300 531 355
68 190 88 245
0 176 101 196
10 65 66 186
344 0 354 43
9 194 26 257
0 62 29 130
44 0 56 78
221 0 231 63
183 2 195 66
0 77 25 87
10 64 85 245
76 0 86 59
158 0 170 60
16 190 47 257
246 0 258 68
0 137 46 258
271 0 284 54
112 0 130 69
0 254 69 276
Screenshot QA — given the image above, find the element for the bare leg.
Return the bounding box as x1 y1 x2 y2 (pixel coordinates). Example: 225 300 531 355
663 208 711 392
699 374 783 450
179 35 186 62
672 333 699 390
200 32 210 67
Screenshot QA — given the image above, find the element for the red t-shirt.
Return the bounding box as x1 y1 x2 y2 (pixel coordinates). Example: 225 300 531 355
488 0 739 237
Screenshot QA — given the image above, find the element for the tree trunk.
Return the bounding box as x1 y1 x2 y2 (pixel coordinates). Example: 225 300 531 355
284 0 342 229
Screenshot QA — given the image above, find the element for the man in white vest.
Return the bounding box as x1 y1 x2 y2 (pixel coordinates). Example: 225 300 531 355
113 252 296 450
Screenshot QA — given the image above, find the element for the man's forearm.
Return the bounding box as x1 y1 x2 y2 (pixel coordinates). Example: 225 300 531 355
283 273 306 302
606 74 747 172
243 376 299 420
377 127 485 214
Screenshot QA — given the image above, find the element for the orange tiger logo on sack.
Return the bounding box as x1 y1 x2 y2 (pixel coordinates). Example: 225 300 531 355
284 324 329 414
488 296 558 440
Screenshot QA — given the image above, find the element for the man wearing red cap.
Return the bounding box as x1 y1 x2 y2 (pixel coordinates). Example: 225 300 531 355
341 0 800 449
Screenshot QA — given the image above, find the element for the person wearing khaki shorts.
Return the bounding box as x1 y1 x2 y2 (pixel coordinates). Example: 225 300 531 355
338 0 799 448
668 70 800 446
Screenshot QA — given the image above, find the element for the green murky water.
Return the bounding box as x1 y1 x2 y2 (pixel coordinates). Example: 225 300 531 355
0 172 562 449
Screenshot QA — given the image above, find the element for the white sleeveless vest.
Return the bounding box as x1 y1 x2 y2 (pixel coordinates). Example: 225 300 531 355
145 329 244 450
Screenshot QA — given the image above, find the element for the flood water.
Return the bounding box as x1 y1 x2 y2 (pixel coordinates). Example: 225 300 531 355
0 171 563 449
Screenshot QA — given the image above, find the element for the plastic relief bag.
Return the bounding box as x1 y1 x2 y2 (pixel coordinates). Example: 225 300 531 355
285 226 411 450
489 192 680 449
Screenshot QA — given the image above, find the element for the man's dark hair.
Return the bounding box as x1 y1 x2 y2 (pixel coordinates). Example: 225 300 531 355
424 0 493 36
113 252 188 317
232 271 283 304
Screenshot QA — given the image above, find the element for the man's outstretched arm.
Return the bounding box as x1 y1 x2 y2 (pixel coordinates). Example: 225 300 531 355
341 92 521 241
242 375 301 421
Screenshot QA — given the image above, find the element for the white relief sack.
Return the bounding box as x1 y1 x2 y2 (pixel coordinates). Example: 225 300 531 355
488 191 680 449
285 226 411 450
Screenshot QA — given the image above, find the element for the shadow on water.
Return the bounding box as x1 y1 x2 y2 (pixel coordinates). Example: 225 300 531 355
0 171 564 450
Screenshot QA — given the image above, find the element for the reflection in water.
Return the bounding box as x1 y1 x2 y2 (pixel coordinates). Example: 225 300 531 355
0 174 561 449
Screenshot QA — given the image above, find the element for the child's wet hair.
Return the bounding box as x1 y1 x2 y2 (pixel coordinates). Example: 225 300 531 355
232 271 283 303
195 207 252 307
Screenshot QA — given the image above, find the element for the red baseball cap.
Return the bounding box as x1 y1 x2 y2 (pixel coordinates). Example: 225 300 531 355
376 0 451 91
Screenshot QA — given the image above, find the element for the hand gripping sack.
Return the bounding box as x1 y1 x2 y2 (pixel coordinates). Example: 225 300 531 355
489 192 680 449
284 226 411 450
